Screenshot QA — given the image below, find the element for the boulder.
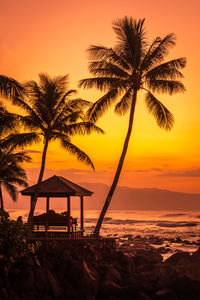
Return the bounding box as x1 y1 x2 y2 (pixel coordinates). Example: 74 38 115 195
46 270 62 298
100 279 122 297
152 288 177 299
104 265 122 283
157 247 172 254
148 236 164 245
164 251 191 266
170 275 200 300
133 250 163 267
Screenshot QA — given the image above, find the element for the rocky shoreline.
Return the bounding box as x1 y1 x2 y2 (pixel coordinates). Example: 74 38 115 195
1 237 200 299
115 234 200 260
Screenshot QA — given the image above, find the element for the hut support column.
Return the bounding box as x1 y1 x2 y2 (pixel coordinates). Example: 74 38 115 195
30 195 35 233
46 197 49 213
80 196 84 236
67 196 71 234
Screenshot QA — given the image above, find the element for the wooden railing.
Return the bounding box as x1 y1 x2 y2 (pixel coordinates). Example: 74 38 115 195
29 223 84 238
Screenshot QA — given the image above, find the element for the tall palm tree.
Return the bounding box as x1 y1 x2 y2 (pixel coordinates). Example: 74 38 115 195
79 17 186 236
7 73 104 223
0 151 30 210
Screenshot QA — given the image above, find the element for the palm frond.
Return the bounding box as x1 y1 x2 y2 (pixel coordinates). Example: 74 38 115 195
115 88 133 115
39 73 68 96
59 122 105 136
54 89 77 115
53 111 81 128
2 182 18 202
145 91 174 130
67 98 92 110
53 99 91 128
12 96 44 127
79 77 124 91
19 115 44 131
87 45 131 71
59 138 94 170
0 75 25 98
4 177 28 187
10 151 32 163
0 133 41 150
145 57 186 80
146 79 186 95
141 33 176 71
0 108 20 136
88 61 129 78
86 89 119 122
112 17 146 69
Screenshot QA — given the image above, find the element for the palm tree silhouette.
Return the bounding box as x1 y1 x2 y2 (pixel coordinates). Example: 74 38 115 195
0 105 30 210
0 151 30 210
9 73 104 223
79 17 186 236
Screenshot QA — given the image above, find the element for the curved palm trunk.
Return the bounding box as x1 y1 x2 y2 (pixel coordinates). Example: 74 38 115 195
27 139 49 224
93 91 138 237
0 184 4 210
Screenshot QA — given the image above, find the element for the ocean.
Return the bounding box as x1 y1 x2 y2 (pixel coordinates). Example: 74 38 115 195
8 209 200 256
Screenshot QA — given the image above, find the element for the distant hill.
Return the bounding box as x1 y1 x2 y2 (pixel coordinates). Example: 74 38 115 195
80 183 200 211
5 182 200 211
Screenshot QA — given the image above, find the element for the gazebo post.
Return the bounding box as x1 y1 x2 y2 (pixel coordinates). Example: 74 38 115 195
80 196 84 236
46 196 50 213
67 196 71 234
30 195 35 232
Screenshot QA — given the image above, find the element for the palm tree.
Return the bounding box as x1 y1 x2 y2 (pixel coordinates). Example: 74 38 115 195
8 73 104 223
0 150 30 210
0 104 30 210
0 74 24 98
79 17 186 236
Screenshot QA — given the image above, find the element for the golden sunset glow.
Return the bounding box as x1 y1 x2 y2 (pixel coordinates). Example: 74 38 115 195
1 0 200 193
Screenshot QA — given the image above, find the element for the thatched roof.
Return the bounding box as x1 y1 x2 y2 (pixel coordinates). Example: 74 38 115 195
21 175 93 197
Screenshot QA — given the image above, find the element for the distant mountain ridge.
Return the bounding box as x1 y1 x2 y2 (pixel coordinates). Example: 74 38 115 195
80 182 200 211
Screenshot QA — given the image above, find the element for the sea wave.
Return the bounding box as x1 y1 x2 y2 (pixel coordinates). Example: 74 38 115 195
157 222 198 228
162 213 188 217
86 218 156 225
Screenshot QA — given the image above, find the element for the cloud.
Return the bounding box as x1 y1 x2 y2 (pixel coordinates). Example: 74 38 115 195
156 168 200 178
24 149 41 154
125 168 162 173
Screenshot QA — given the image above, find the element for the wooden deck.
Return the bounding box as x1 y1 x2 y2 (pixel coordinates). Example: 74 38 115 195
27 235 115 242
30 229 85 239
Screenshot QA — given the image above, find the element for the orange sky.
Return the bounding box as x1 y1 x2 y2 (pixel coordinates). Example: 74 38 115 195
1 0 200 193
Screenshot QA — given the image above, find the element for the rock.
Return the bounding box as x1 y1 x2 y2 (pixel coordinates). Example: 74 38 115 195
120 285 149 300
133 250 163 267
165 252 191 266
134 235 146 241
100 279 122 297
46 270 62 298
182 240 192 245
192 247 200 257
156 263 179 287
104 265 122 283
152 288 177 299
148 236 164 245
174 237 182 243
122 234 133 239
170 275 200 300
157 247 172 254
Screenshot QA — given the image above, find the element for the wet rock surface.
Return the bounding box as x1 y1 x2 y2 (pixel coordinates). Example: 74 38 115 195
1 237 200 299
